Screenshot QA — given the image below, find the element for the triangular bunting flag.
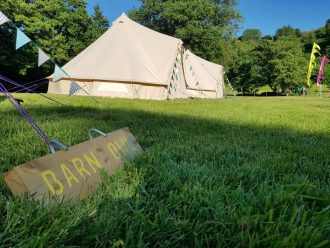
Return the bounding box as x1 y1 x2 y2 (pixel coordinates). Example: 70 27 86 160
38 48 50 67
69 81 81 96
16 28 31 50
0 11 9 25
53 65 67 82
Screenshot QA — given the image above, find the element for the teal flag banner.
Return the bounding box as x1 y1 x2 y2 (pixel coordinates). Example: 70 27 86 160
16 28 31 50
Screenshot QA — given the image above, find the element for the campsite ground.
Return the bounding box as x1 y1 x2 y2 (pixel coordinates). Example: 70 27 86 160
0 94 329 247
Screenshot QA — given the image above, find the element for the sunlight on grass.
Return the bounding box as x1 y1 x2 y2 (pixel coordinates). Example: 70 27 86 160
0 94 329 247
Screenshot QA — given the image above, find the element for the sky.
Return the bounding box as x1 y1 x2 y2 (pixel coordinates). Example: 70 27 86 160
87 0 330 36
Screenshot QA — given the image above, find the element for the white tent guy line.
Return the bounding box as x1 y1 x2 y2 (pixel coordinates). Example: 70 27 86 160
48 13 224 100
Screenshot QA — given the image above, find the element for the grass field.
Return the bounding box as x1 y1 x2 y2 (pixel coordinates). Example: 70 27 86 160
0 94 329 247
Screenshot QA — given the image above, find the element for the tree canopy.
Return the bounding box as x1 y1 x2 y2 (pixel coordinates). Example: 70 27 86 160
225 36 308 94
275 25 301 39
223 20 330 94
0 0 108 81
240 29 262 41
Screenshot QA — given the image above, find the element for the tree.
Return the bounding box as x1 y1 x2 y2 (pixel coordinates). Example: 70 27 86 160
325 19 330 42
241 29 262 41
262 35 273 40
225 19 329 94
129 0 242 61
228 40 276 94
323 62 330 88
275 25 301 39
0 0 108 82
301 31 317 52
228 38 307 94
87 4 109 42
269 38 307 93
226 40 262 94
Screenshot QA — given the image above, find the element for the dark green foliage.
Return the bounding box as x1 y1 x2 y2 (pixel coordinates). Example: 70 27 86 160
225 40 262 94
262 35 273 40
241 28 262 41
221 18 330 94
227 38 307 94
301 31 317 52
300 20 330 54
274 25 301 40
0 0 109 82
87 4 109 43
323 63 330 88
269 38 307 92
223 19 330 94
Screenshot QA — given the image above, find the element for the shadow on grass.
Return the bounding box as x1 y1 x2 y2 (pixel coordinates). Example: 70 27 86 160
0 104 329 247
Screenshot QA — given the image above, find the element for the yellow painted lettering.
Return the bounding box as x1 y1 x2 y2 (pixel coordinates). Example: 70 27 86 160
108 142 121 160
41 170 64 195
83 151 102 172
114 137 129 155
60 163 79 188
72 157 92 178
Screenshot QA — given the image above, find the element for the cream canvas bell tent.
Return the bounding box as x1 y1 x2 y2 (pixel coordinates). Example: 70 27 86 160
48 13 224 100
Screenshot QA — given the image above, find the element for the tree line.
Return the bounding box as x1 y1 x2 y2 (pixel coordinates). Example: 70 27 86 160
0 0 329 95
0 0 108 83
221 24 330 95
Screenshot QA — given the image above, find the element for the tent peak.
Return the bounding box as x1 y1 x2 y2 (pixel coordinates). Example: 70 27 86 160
112 12 130 25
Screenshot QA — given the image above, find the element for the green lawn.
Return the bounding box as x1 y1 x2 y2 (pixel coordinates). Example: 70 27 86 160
0 94 329 247
225 84 330 96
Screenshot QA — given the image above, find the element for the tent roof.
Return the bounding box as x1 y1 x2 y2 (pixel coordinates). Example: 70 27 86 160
57 13 183 85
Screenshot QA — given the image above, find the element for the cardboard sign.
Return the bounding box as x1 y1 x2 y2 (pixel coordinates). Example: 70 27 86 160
4 127 143 202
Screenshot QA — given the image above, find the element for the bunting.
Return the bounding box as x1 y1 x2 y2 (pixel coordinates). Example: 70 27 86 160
307 42 321 86
0 11 97 102
38 48 50 67
16 28 31 50
317 56 329 86
69 81 81 95
53 65 67 82
0 11 9 25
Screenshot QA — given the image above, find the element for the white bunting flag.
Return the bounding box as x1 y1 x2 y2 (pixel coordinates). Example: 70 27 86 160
53 65 67 82
0 11 9 26
38 48 50 67
16 28 31 50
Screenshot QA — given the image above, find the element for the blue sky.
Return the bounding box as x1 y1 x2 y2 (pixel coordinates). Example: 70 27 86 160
87 0 330 36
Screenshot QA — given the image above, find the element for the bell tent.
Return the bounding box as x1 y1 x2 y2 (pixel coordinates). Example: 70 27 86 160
48 13 224 100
